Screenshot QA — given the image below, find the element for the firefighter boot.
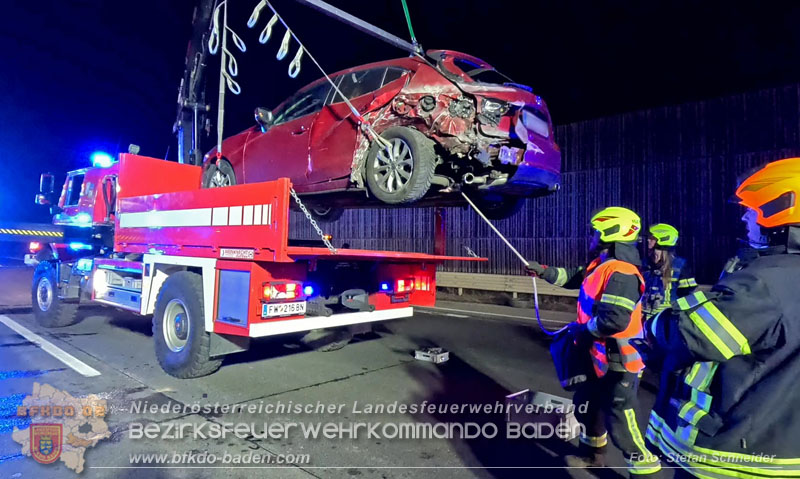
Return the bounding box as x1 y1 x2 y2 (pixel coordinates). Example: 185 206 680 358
564 443 607 468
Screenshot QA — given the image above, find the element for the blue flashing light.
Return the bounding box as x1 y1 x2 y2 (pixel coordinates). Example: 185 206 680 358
68 242 93 251
91 151 115 168
75 212 92 225
303 285 315 296
380 282 391 292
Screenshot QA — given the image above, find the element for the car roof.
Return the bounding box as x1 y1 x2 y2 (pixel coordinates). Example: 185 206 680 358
297 56 428 93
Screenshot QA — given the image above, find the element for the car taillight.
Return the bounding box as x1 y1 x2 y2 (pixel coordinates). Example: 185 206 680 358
29 242 42 253
262 282 302 301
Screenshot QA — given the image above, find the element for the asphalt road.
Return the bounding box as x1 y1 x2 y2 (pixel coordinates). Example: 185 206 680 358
0 265 658 479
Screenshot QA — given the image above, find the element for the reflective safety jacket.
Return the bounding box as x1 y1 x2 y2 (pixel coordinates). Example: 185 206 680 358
541 243 646 377
646 249 800 478
642 255 698 318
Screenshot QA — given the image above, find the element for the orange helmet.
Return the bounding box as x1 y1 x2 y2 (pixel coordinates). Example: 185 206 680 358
735 158 800 228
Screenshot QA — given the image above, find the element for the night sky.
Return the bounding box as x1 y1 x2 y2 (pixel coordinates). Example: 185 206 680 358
3 0 800 222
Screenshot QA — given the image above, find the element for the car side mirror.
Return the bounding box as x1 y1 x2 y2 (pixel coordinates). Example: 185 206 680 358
255 107 274 132
40 173 55 194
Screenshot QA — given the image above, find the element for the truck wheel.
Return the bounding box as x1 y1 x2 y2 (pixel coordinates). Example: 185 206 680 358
471 195 525 220
153 271 222 378
308 205 344 223
202 159 237 188
365 126 436 204
32 261 80 328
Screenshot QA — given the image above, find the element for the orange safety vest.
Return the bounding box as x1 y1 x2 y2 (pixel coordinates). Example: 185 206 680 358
577 257 646 377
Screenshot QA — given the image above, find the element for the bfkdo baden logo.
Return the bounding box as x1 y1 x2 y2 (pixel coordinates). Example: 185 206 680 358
31 423 63 464
12 383 110 473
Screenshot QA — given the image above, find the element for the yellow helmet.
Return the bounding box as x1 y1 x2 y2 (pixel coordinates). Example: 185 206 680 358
735 157 800 228
648 223 679 247
590 207 641 243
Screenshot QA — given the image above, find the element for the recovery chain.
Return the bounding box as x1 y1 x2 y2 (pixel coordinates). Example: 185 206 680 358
290 187 337 254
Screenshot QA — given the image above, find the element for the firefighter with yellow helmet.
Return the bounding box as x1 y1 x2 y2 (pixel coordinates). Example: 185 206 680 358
527 207 662 477
641 158 800 478
642 223 698 319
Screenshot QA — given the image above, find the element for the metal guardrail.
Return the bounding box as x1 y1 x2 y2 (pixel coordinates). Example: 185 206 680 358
436 271 579 298
437 271 712 298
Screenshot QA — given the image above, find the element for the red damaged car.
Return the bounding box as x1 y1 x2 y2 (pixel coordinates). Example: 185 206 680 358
203 50 561 220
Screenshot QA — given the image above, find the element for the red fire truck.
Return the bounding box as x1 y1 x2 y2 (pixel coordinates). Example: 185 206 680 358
28 153 482 378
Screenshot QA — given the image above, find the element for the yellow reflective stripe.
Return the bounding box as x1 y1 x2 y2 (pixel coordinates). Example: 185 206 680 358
580 432 608 448
679 278 698 288
649 411 800 475
689 311 735 359
600 293 637 311
624 409 656 461
684 361 718 391
700 302 750 355
677 291 708 311
690 302 751 358
554 268 568 287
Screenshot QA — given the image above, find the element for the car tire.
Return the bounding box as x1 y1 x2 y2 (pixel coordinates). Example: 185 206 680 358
471 195 525 220
202 159 237 188
308 205 344 223
153 271 222 378
365 126 436 204
32 261 80 328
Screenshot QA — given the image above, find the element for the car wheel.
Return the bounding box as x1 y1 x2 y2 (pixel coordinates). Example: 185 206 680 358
308 205 344 223
470 195 525 220
31 261 80 328
365 126 436 204
202 159 237 188
153 271 222 378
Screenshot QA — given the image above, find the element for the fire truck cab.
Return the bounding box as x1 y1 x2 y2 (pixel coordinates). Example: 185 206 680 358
29 154 482 378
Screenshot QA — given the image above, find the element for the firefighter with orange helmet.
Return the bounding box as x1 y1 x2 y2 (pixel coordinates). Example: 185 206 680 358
527 207 662 477
642 158 800 478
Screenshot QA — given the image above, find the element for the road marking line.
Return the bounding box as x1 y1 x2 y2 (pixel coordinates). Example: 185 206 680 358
443 313 470 318
423 306 571 324
0 315 101 377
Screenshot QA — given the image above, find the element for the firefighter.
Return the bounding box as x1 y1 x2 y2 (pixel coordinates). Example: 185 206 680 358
642 158 800 478
642 223 698 319
526 207 662 477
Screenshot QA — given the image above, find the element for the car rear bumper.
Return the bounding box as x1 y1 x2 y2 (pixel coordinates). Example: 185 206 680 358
498 165 561 195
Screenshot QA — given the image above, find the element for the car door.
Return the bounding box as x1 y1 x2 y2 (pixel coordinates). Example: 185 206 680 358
308 67 396 184
243 81 331 186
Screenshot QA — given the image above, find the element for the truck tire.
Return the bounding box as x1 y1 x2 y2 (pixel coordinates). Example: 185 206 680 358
153 271 222 378
308 205 344 223
365 126 436 204
202 159 237 188
32 261 80 328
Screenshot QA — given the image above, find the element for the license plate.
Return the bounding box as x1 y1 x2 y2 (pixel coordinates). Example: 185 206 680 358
262 301 306 318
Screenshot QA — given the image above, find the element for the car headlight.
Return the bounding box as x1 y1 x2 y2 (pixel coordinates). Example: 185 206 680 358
482 98 509 115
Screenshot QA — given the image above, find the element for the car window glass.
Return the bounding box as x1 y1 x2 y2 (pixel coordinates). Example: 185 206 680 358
382 67 407 86
334 68 387 101
65 174 84 206
273 82 331 125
